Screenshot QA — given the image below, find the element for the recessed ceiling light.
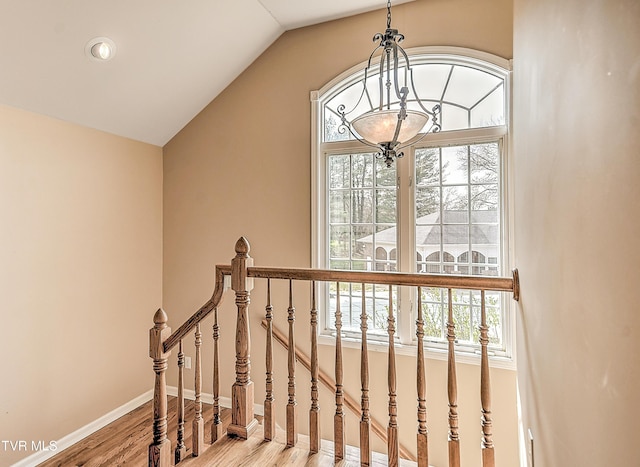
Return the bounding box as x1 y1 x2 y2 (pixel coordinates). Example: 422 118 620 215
85 37 116 62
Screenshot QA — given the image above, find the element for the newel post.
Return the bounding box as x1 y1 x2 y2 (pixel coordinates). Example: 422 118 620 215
149 309 172 467
227 237 259 438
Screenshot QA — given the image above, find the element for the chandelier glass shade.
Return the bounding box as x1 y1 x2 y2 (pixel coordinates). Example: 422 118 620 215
338 0 440 167
352 109 429 145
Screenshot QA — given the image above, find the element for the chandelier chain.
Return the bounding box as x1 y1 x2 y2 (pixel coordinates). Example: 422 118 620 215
387 0 392 29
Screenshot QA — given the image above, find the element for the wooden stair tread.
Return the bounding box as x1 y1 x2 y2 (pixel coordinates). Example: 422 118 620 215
178 418 420 467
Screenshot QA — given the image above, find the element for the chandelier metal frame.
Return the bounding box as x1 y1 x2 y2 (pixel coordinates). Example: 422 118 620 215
338 0 441 167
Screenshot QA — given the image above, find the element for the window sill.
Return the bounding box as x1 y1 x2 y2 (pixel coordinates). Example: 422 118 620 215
318 333 516 371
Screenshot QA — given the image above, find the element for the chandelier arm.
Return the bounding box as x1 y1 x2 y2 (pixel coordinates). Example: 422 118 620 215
392 44 436 118
392 42 405 102
368 40 385 65
379 48 387 111
339 43 385 121
390 114 404 148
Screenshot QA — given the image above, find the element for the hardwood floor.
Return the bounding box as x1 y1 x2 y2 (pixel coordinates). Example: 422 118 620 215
38 398 417 466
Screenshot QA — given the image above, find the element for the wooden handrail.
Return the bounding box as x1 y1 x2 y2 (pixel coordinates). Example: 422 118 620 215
162 264 519 353
163 265 231 352
260 319 417 462
249 266 519 294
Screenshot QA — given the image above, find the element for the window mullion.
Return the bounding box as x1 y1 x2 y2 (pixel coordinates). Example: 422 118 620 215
397 151 413 345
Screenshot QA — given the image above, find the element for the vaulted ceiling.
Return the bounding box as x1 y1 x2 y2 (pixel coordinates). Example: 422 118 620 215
0 0 414 146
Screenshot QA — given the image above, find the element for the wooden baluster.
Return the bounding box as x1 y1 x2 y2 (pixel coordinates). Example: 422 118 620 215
228 237 258 438
387 285 399 467
447 288 460 467
212 306 223 443
148 309 172 467
175 340 187 463
264 280 276 442
334 283 345 462
286 280 298 447
416 288 429 467
360 285 371 466
480 290 495 467
309 281 320 453
192 323 204 456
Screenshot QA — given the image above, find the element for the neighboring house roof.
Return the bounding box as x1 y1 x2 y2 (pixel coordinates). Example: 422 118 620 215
358 210 499 247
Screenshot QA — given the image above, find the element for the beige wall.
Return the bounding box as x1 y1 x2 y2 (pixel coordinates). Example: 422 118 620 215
513 0 640 465
0 105 162 465
164 0 517 465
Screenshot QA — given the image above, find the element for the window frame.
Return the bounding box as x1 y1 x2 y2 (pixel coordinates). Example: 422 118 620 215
311 47 514 369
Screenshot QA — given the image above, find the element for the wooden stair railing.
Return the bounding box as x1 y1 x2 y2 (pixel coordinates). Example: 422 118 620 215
148 237 520 467
259 318 416 462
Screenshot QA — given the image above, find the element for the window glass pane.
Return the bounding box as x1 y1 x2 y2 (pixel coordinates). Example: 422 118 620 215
330 259 350 270
329 154 351 188
443 66 503 109
376 158 396 186
349 283 362 328
416 187 440 218
416 148 440 186
351 190 373 223
351 153 374 188
329 190 350 223
375 224 396 271
470 84 505 127
420 287 445 339
411 64 453 101
443 224 470 252
471 185 499 211
329 225 350 259
439 103 469 131
452 289 472 342
376 189 396 223
442 186 468 219
352 225 373 260
470 143 499 184
485 291 503 345
441 146 468 185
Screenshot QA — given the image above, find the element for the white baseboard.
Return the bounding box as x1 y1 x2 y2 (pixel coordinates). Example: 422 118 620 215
166 386 265 416
11 386 265 466
11 390 154 467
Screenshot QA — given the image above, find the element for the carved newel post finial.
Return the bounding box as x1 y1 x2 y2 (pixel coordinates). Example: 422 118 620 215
227 237 259 439
149 308 171 467
153 308 168 326
235 236 250 256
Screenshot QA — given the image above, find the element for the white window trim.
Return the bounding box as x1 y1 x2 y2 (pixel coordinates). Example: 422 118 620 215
311 47 515 370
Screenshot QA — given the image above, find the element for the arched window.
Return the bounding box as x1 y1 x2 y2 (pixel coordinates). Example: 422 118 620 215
312 48 511 359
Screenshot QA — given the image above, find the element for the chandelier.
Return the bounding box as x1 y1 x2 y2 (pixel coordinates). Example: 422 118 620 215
338 0 441 167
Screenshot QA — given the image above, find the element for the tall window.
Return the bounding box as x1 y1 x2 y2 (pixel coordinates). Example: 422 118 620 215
312 48 512 358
